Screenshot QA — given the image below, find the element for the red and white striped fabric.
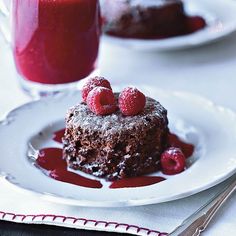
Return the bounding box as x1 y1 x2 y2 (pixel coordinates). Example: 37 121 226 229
0 175 236 236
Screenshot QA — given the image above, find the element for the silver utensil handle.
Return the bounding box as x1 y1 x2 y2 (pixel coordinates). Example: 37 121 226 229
168 178 236 236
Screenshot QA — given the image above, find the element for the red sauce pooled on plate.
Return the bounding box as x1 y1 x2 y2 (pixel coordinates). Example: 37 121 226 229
36 129 194 189
110 176 165 189
36 148 103 189
168 133 194 158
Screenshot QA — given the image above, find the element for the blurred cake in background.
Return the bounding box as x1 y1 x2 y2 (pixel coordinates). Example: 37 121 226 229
101 0 206 39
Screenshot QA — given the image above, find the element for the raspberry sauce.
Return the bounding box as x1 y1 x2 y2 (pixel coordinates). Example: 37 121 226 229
168 133 194 158
110 176 165 189
36 148 103 188
35 130 194 189
12 0 100 84
36 148 165 189
53 129 65 143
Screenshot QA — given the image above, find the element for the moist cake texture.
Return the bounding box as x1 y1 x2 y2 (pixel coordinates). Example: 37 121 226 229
63 95 168 180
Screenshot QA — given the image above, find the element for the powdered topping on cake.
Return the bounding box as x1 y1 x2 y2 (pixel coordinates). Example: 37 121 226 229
66 94 167 138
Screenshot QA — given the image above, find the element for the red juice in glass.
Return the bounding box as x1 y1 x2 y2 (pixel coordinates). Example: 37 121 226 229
12 0 100 95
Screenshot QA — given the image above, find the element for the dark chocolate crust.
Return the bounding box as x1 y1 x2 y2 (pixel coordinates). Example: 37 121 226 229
63 94 168 180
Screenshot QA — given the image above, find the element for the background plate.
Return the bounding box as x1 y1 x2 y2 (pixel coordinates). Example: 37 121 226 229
103 0 236 50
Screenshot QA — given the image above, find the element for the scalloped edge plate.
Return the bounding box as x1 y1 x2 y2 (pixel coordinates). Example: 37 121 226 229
0 87 236 207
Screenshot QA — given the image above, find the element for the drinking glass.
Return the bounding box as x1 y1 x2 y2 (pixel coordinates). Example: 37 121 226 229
0 0 101 97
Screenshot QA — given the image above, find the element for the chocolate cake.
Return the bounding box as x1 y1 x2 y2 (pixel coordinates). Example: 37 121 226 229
63 95 168 180
102 0 206 39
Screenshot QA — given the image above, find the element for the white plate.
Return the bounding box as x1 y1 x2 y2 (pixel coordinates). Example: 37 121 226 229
1 88 236 207
103 0 236 50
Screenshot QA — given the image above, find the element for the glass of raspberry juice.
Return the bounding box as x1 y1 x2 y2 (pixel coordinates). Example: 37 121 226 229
0 0 101 96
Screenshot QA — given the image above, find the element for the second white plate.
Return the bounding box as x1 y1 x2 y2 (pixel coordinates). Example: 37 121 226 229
103 0 236 50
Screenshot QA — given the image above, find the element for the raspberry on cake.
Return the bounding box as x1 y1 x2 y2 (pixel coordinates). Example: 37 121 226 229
63 86 169 180
82 76 112 102
87 86 117 115
119 87 146 116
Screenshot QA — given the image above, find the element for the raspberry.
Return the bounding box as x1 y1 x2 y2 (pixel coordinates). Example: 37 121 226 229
82 76 112 102
161 147 186 175
119 87 146 116
87 87 117 115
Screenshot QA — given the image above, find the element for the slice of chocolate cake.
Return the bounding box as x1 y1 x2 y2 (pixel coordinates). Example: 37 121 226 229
63 94 168 180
